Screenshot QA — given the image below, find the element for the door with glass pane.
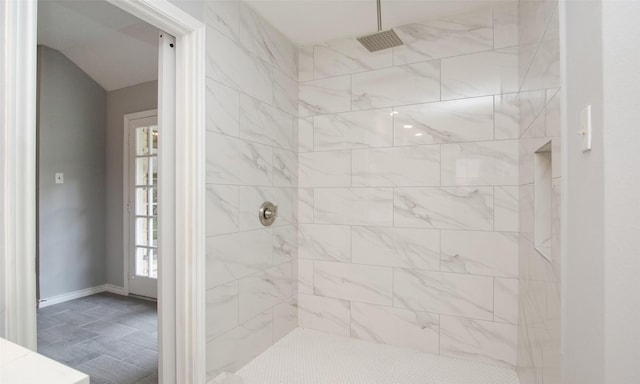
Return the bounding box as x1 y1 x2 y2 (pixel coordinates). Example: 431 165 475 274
128 112 158 299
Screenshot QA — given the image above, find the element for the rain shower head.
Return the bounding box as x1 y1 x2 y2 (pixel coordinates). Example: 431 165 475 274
357 0 403 52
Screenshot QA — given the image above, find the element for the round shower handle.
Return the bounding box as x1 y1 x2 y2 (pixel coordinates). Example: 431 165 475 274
259 201 278 226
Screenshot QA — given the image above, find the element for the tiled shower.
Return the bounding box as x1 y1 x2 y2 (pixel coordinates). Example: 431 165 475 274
201 0 561 382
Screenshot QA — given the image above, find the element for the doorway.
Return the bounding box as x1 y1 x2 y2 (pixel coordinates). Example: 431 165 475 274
35 1 163 381
1 0 206 382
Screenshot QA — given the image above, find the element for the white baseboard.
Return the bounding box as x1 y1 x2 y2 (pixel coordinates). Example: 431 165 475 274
105 284 128 296
39 285 106 308
39 283 129 308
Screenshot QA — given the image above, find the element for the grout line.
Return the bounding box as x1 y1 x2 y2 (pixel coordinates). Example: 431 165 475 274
298 44 520 84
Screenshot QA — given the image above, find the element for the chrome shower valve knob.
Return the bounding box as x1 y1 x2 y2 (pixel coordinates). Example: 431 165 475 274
259 201 278 226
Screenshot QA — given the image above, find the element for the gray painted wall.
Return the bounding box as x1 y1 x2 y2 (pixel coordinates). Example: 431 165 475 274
38 45 107 299
105 81 157 287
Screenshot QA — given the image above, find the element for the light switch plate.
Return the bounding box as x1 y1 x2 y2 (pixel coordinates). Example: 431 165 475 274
580 105 592 152
55 173 64 184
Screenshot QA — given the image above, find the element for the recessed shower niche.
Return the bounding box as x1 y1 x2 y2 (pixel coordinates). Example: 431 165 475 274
535 141 553 261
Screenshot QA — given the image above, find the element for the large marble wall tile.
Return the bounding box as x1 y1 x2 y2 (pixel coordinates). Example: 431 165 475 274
441 230 518 277
495 93 521 140
299 76 351 117
519 89 546 135
238 186 294 231
298 151 351 188
239 94 294 150
206 311 273 377
518 0 546 75
545 90 561 140
206 281 239 341
394 187 494 230
298 294 350 336
351 302 440 354
239 262 292 322
314 109 393 151
207 27 272 104
494 2 519 49
394 269 494 320
394 97 494 146
352 146 440 187
206 229 272 288
298 259 314 295
441 47 519 100
494 278 519 324
297 117 314 153
519 184 534 243
351 61 440 110
298 45 314 82
440 315 517 367
206 132 272 186
314 261 393 305
206 79 240 137
239 3 297 79
206 185 239 236
441 140 519 186
351 226 439 271
495 186 520 232
272 148 297 187
205 0 240 42
315 188 394 226
520 11 560 92
299 224 351 262
393 8 493 65
273 225 297 264
273 70 298 116
298 188 314 224
273 299 297 342
314 37 392 78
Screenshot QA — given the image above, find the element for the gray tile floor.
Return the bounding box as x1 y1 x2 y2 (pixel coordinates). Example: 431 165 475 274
37 292 158 384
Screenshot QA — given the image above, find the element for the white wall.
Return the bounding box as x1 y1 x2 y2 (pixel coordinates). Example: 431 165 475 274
563 1 640 383
0 0 6 338
600 1 640 382
562 1 605 383
105 80 158 288
517 1 563 383
202 0 299 379
296 4 521 368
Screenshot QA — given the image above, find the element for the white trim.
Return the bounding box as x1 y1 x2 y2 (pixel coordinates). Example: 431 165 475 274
105 284 128 296
1 0 38 350
38 286 108 308
38 284 129 308
2 0 206 383
123 108 158 297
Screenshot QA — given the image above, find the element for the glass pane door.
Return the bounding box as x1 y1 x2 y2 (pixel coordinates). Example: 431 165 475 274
134 123 158 279
128 112 158 299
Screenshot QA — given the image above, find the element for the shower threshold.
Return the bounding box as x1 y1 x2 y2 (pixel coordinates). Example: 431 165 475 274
216 328 520 384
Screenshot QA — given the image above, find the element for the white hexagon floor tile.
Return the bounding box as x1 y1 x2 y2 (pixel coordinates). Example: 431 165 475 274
233 328 520 384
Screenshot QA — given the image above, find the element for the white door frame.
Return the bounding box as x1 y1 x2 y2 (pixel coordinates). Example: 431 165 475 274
0 1 206 383
123 108 158 298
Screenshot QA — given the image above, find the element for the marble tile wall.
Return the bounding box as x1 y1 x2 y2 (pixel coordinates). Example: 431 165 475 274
516 1 562 384
203 0 298 379
297 5 521 368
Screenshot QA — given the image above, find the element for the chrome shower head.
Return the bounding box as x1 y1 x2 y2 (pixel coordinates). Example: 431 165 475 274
357 0 403 52
357 29 403 52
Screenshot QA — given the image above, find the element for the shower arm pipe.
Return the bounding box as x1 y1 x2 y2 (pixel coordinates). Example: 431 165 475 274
377 0 382 31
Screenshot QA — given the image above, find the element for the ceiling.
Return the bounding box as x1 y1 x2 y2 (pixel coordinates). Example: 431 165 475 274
245 0 505 45
38 0 159 91
36 0 507 90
